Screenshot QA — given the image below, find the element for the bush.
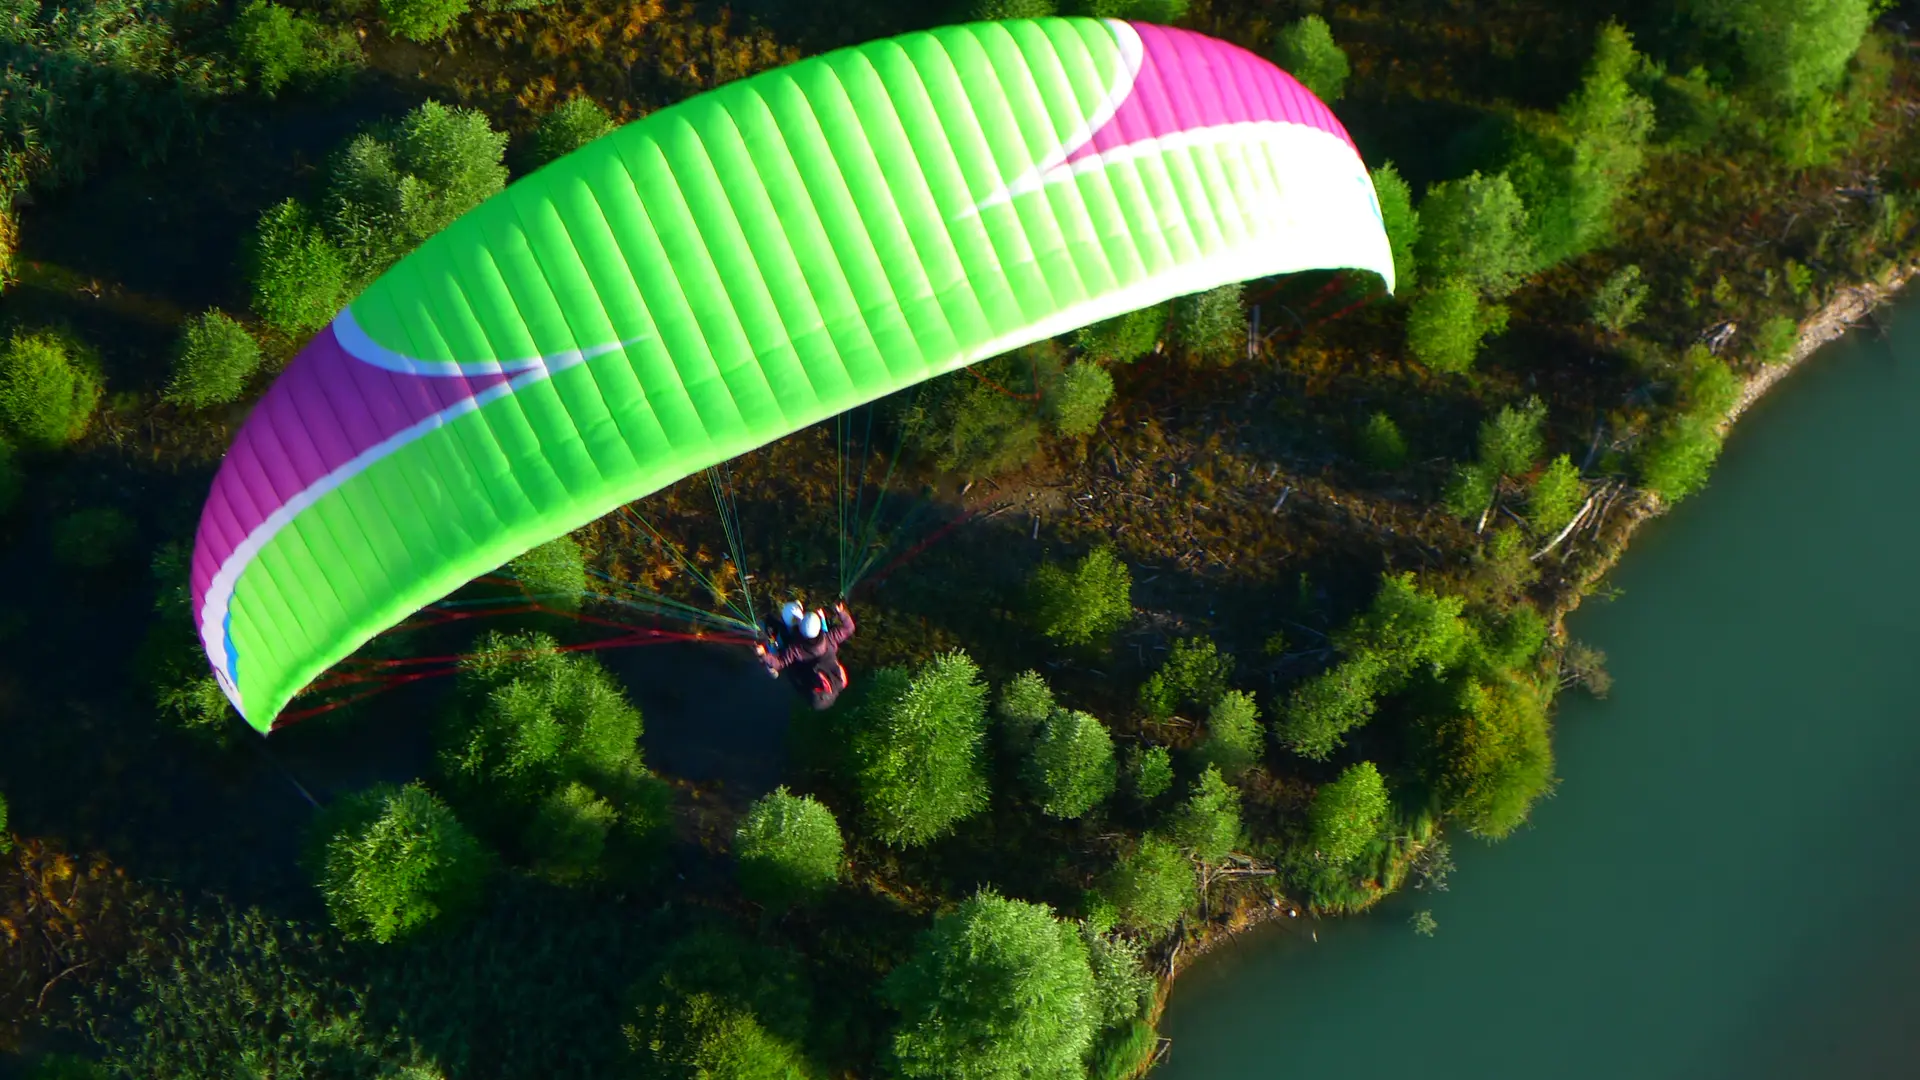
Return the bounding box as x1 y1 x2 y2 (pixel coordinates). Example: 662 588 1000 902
1478 396 1547 478
1165 765 1242 863
1044 359 1113 438
1083 927 1154 1029
0 330 102 448
507 534 587 610
1442 459 1497 519
1527 454 1584 535
313 782 490 943
903 346 1053 477
1590 264 1647 334
1026 708 1118 819
1089 1020 1159 1080
232 1 360 97
1073 304 1163 364
630 991 815 1080
623 931 819 1080
1678 346 1740 420
165 310 262 409
1306 761 1390 865
51 507 136 569
379 0 470 42
1198 690 1262 774
0 789 10 853
1126 744 1174 803
1137 636 1230 721
1370 162 1420 293
532 95 615 167
1415 172 1534 300
1685 0 1877 104
1077 0 1189 20
1030 544 1133 648
524 781 618 882
1357 411 1408 471
735 787 843 908
1637 415 1722 503
1270 15 1349 102
968 0 1054 16
998 670 1056 750
848 651 991 847
1406 278 1505 373
883 890 1096 1080
1752 314 1798 365
1420 675 1555 838
1169 284 1244 364
249 199 351 335
330 102 510 282
1099 834 1193 934
158 673 237 745
1274 652 1386 760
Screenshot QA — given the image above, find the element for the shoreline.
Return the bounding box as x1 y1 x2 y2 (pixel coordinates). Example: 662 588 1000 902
1146 253 1920 1047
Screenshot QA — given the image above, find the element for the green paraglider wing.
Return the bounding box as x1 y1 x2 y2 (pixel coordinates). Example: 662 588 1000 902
191 16 1394 730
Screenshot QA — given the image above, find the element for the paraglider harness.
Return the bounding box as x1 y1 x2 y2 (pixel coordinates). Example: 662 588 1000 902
757 602 856 710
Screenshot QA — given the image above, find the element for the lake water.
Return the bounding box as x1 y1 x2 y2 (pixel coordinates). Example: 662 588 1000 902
1156 293 1920 1080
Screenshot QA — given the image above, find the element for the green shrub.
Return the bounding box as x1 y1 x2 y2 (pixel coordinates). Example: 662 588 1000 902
249 199 351 334
1637 415 1722 503
1274 651 1386 760
1099 833 1194 934
1166 765 1242 864
735 786 844 908
1083 927 1154 1029
969 0 1056 17
1685 0 1877 104
1752 314 1799 365
0 789 10 853
0 330 102 448
884 890 1096 1080
524 781 618 882
1406 278 1505 373
165 310 262 409
903 346 1053 477
1126 744 1173 802
623 931 819 1080
158 673 237 746
1137 636 1230 721
1026 708 1118 819
1784 258 1814 299
532 95 615 167
379 0 470 42
1590 264 1648 334
1371 162 1420 293
1077 0 1189 21
330 102 510 282
1478 395 1547 478
1678 346 1741 419
630 991 816 1080
52 507 136 569
1198 690 1262 774
1089 1020 1160 1080
507 534 588 610
1270 15 1349 102
1442 459 1497 520
1306 761 1390 865
1169 284 1245 364
1073 304 1163 363
232 1 360 97
1527 454 1584 535
313 781 490 943
998 669 1056 750
1416 172 1534 300
1030 544 1133 648
1420 674 1555 838
1480 603 1549 671
848 651 991 847
1357 411 1408 470
1045 359 1114 438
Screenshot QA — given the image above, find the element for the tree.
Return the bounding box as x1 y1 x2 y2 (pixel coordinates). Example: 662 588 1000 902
506 534 587 610
329 102 509 283
158 673 237 746
1336 572 1469 678
735 787 843 909
904 345 1054 476
1079 0 1189 22
1686 0 1878 104
883 891 1096 1080
1442 459 1498 519
1044 359 1114 438
1416 172 1534 300
848 651 991 847
630 991 815 1080
1137 636 1231 721
1637 415 1722 503
1083 926 1155 1029
1030 544 1133 648
1406 277 1506 373
533 95 615 167
625 931 819 1080
165 311 261 409
1098 834 1194 934
1165 766 1242 864
1270 16 1350 102
1752 314 1798 364
1371 162 1421 293
1073 303 1163 363
231 1 359 97
1307 761 1390 865
998 669 1056 751
1197 691 1262 775
1358 411 1408 470
1275 651 1387 760
1477 396 1547 479
0 330 101 448
1126 744 1174 802
313 782 490 944
249 199 350 334
1527 454 1584 535
1590 264 1647 333
1169 284 1244 363
1026 709 1118 819
379 0 470 42
1420 674 1555 838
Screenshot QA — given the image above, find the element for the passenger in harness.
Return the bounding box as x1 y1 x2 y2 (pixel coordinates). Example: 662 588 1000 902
755 600 857 710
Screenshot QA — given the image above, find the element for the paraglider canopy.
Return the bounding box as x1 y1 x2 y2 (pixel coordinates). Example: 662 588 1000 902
191 16 1394 732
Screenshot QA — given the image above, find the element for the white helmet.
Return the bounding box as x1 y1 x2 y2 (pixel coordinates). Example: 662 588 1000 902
800 611 823 639
781 600 806 631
